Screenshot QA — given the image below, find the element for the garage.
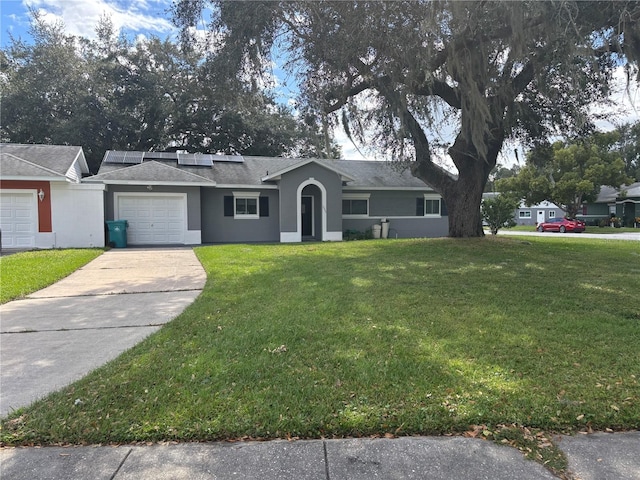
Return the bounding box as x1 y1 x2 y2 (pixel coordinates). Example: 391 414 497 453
116 194 186 245
0 191 37 248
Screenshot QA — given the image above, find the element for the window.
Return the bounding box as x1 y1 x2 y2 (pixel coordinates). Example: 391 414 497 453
425 199 440 215
549 211 556 218
519 211 532 219
421 194 441 216
342 194 370 216
236 197 258 217
224 192 266 219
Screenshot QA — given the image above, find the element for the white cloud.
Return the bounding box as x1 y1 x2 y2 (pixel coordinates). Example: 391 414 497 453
23 0 175 40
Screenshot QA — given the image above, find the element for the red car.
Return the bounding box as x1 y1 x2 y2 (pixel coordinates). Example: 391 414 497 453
537 217 586 233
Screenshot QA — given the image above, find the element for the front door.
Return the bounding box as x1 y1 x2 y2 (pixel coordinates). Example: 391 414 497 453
301 196 313 237
537 210 545 224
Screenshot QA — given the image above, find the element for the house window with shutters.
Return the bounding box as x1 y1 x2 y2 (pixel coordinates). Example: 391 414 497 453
418 194 442 217
224 192 269 219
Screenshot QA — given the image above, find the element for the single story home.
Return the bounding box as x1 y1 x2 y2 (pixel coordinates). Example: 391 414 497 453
578 182 640 227
482 192 564 226
515 200 564 226
0 144 105 249
85 151 448 245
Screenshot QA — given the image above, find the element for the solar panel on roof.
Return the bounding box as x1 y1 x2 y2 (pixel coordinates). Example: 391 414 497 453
194 154 214 166
103 151 125 163
144 152 177 161
175 153 213 167
177 153 197 165
103 151 143 164
123 151 144 163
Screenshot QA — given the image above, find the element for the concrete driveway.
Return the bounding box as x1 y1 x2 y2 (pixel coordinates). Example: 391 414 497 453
0 248 206 417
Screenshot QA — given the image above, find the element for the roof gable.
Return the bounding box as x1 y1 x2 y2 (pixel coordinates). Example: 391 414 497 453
261 158 356 182
86 160 215 185
620 182 640 199
0 144 88 181
0 152 68 180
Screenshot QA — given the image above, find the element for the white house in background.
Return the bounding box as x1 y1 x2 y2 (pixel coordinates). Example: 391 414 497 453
0 144 105 249
515 200 565 226
482 192 565 226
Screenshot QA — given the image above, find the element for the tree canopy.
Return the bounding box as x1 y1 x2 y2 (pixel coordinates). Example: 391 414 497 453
497 132 632 218
0 12 337 172
614 122 640 181
175 0 640 237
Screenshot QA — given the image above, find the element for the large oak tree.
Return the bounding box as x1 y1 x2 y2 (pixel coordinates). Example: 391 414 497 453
1 12 337 172
175 0 640 237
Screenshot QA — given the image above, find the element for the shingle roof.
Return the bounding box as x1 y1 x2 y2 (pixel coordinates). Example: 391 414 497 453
86 160 215 185
620 182 640 199
0 144 88 180
93 153 434 190
594 183 640 203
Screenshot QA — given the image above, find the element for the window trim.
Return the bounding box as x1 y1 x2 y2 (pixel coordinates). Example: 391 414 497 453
548 210 556 218
342 193 370 217
423 194 441 217
233 191 260 219
519 210 532 219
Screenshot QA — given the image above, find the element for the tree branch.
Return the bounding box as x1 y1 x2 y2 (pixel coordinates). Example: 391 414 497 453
411 78 461 109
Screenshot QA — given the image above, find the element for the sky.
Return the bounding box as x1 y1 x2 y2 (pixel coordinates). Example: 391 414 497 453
1 0 176 45
1 0 638 168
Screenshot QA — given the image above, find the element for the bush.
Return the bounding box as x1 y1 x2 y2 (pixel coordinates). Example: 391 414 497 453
343 229 373 241
481 195 518 235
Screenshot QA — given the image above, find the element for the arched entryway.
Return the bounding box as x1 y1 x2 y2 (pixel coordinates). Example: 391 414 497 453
297 179 327 241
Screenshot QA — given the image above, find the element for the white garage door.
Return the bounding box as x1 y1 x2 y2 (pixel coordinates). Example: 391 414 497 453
0 191 37 248
117 195 186 245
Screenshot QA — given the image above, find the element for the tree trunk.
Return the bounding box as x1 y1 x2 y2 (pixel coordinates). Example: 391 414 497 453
442 163 488 238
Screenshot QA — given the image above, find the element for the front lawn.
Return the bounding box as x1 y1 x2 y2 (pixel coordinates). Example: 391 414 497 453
0 249 103 304
2 238 638 447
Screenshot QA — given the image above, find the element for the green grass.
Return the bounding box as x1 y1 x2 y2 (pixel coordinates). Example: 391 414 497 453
2 238 639 448
0 249 103 303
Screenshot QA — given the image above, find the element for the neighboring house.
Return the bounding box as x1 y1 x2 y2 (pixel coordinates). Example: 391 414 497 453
85 151 448 245
515 200 564 226
482 192 564 226
0 144 105 249
578 182 640 227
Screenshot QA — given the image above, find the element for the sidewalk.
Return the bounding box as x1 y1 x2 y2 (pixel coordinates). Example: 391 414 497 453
1 432 639 479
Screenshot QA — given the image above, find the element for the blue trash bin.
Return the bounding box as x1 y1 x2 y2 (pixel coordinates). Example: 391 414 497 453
106 220 128 248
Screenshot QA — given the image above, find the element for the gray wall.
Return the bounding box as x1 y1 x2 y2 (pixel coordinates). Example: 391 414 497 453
343 190 448 238
278 163 343 234
367 190 425 217
343 217 449 239
515 207 562 226
105 185 201 230
200 188 280 243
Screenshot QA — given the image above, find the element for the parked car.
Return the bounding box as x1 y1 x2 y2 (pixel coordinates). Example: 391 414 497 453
537 217 586 233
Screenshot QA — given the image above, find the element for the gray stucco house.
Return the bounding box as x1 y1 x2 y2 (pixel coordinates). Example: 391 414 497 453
85 151 448 245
